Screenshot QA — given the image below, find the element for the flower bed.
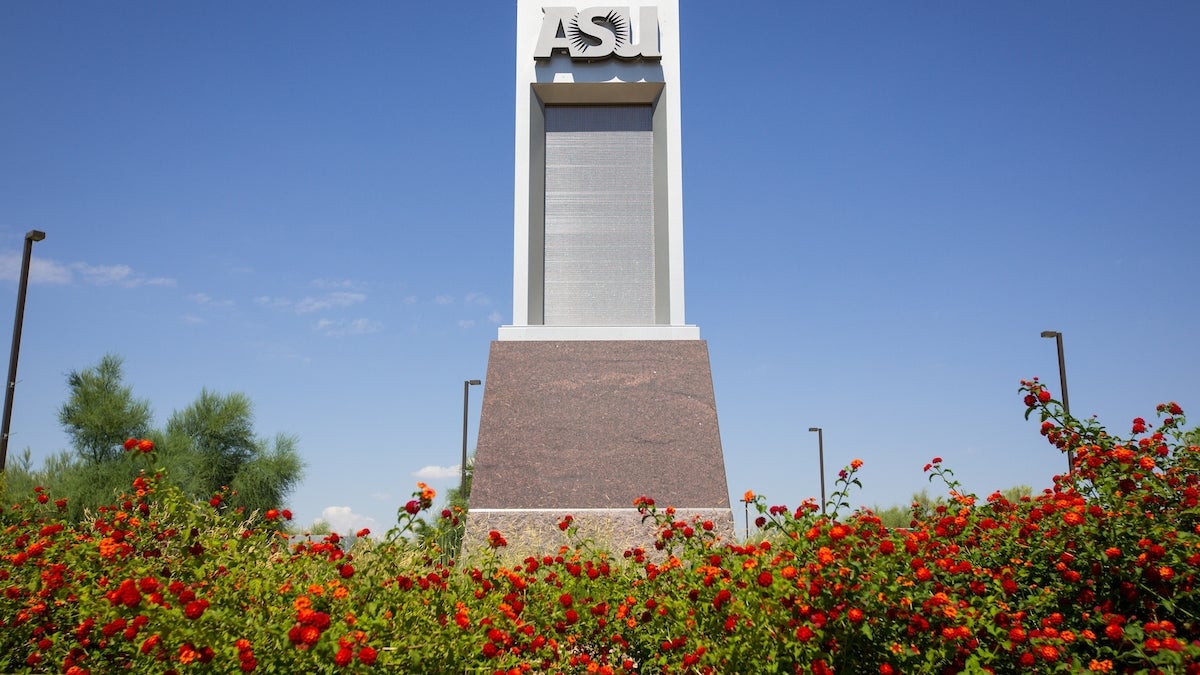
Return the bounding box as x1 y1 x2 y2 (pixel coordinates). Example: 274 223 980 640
2 380 1198 673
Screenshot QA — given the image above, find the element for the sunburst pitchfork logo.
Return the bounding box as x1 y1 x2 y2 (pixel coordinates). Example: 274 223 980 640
533 6 661 62
568 9 629 55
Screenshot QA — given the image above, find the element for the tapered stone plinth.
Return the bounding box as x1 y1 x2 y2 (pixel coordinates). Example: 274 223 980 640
463 340 733 556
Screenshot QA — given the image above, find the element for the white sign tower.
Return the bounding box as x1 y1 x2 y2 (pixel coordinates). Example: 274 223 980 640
466 1 732 552
502 1 695 341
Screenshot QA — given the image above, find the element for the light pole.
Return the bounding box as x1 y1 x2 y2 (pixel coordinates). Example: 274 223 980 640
1 230 45 472
1040 331 1072 474
460 379 482 496
808 427 826 515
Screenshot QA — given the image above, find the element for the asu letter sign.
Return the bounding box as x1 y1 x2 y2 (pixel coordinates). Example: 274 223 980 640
533 6 661 61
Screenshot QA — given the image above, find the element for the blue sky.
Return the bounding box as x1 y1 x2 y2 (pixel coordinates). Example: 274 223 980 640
2 3 1198 536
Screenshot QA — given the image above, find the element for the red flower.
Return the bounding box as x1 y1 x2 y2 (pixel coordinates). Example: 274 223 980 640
124 438 138 451
184 599 209 620
795 626 814 642
140 634 160 655
404 500 421 515
1038 389 1052 403
265 509 279 520
339 564 354 579
712 589 732 609
108 579 142 608
356 528 370 538
357 646 377 665
847 608 864 623
334 647 352 667
757 571 773 587
281 509 293 520
137 439 154 453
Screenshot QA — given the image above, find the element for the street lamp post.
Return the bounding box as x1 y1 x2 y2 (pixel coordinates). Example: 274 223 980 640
461 379 482 496
1 230 45 472
808 427 826 515
1040 330 1072 474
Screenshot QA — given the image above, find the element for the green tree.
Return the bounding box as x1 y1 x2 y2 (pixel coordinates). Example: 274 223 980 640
58 354 152 463
165 389 255 492
14 355 304 523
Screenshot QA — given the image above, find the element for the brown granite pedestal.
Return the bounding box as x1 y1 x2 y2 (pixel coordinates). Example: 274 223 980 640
462 340 734 556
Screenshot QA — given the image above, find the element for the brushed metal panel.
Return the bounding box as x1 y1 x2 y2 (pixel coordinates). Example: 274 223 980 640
544 105 655 325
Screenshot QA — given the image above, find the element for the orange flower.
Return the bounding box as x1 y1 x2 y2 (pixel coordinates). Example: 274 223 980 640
743 490 755 502
850 458 863 469
178 643 199 664
417 481 436 502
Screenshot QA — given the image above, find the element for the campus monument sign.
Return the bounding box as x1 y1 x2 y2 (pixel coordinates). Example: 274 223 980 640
465 0 733 552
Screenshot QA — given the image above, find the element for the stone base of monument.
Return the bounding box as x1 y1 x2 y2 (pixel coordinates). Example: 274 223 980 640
466 508 735 558
462 340 733 557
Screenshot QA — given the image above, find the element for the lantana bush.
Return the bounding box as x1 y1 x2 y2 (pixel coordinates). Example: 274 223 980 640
2 380 1198 673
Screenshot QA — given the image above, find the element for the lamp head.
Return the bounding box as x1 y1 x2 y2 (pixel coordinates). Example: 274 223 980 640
468 379 482 386
808 427 820 433
1040 331 1059 339
26 230 46 242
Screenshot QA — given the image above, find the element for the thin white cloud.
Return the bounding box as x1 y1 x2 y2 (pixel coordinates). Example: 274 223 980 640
29 258 72 284
254 296 290 310
75 262 133 285
72 262 175 287
348 318 380 334
319 506 380 536
314 317 381 336
311 278 359 290
465 292 490 305
403 295 417 305
457 319 475 329
0 253 172 287
488 311 503 324
370 492 392 502
434 294 455 305
180 314 204 325
188 292 234 308
413 464 459 480
256 292 366 315
0 253 73 284
295 292 366 314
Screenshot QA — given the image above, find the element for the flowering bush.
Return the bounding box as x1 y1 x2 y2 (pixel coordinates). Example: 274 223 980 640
2 381 1198 673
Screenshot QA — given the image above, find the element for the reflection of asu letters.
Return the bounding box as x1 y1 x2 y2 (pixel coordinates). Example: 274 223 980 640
534 7 661 61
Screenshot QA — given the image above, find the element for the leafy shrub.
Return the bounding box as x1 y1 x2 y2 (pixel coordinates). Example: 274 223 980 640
1 380 1197 673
